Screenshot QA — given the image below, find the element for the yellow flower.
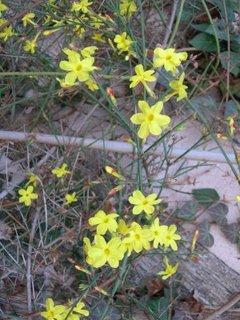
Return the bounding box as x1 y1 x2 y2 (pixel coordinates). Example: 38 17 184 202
129 64 156 95
166 73 188 101
59 49 97 86
73 301 89 317
27 173 38 187
22 13 36 27
0 25 14 41
85 78 99 91
150 218 168 248
105 166 125 180
40 298 66 320
120 0 137 17
81 46 98 58
91 32 105 43
65 192 78 205
56 77 74 88
236 195 240 202
122 222 152 254
18 185 38 206
73 25 86 37
91 14 105 29
158 257 178 280
52 163 70 178
114 32 133 55
71 0 92 13
88 210 119 235
153 48 187 73
23 39 37 54
128 190 161 215
162 225 181 251
87 235 125 268
117 219 130 235
131 100 171 139
0 1 8 15
227 116 235 136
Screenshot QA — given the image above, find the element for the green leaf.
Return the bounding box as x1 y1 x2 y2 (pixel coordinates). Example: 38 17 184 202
221 223 240 244
207 0 235 20
192 188 220 208
207 202 228 226
146 289 170 320
198 221 214 247
189 94 219 123
189 33 218 52
174 201 197 221
220 51 240 76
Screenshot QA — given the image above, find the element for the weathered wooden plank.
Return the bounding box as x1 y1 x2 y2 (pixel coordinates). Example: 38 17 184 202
130 242 240 307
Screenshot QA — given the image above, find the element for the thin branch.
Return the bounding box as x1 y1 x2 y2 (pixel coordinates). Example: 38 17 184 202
163 0 179 47
203 293 240 320
0 130 238 164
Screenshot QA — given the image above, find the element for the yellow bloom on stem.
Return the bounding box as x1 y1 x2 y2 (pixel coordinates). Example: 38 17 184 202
59 49 97 86
27 173 38 187
236 195 240 202
87 235 125 268
162 225 181 251
22 13 36 27
105 166 125 180
40 298 66 320
65 192 78 205
52 163 70 178
166 73 188 101
128 190 161 215
131 100 171 139
150 218 168 248
117 219 130 235
85 78 99 91
73 301 89 317
71 0 92 13
0 25 14 41
158 257 178 280
120 0 137 17
81 46 98 58
91 32 105 43
91 14 105 29
114 32 133 55
122 222 152 255
88 210 119 235
153 47 187 73
18 185 38 206
0 1 8 15
23 39 37 54
129 64 156 95
227 116 235 136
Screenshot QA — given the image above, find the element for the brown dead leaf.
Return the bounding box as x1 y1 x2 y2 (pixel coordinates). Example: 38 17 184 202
146 276 164 297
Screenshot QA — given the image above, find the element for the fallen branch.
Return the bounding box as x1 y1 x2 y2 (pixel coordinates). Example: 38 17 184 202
0 130 238 164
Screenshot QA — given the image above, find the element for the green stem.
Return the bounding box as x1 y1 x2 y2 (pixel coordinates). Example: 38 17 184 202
200 0 220 68
0 71 64 77
100 256 128 320
168 0 186 47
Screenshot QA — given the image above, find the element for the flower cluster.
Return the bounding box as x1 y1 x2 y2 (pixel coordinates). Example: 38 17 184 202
41 298 89 320
128 47 188 140
84 187 181 279
18 163 78 207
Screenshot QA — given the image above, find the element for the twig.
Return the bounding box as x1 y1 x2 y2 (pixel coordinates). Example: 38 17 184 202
0 130 238 164
203 292 240 320
163 0 179 47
